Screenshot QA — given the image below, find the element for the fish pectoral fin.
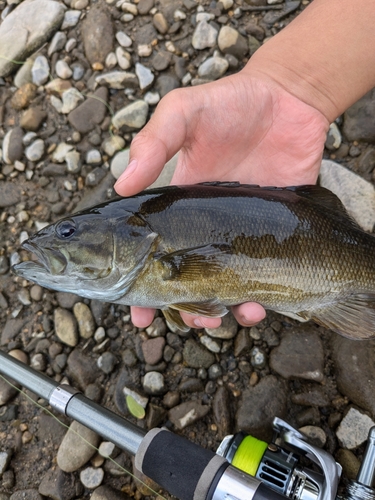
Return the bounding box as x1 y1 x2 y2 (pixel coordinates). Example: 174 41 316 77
157 244 231 281
170 299 228 317
300 293 375 340
162 308 190 332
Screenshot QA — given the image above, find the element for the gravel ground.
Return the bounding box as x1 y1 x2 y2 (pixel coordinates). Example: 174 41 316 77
2 0 375 499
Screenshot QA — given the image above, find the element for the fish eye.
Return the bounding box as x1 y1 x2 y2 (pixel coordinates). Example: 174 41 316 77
56 219 76 239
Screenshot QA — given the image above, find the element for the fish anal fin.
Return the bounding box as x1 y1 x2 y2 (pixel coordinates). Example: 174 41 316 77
162 308 190 332
170 299 228 318
300 293 375 340
157 244 231 281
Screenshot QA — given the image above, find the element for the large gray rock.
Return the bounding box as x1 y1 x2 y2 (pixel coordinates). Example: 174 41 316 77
320 159 375 232
269 327 324 382
236 375 287 441
68 87 108 133
331 335 375 418
0 0 65 77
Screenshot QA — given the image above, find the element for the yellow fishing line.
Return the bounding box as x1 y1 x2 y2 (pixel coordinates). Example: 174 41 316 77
232 435 267 476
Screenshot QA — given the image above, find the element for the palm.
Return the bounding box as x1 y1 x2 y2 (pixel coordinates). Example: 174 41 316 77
170 71 328 187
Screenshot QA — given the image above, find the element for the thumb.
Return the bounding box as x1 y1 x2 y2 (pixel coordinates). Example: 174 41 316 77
114 89 188 197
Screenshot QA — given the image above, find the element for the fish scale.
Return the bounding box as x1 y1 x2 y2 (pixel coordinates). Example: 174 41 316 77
13 182 375 339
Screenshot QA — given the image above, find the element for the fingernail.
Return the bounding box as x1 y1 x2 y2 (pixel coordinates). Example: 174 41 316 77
193 319 204 328
114 159 137 188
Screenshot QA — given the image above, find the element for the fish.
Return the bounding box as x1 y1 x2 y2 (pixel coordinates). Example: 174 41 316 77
12 182 375 339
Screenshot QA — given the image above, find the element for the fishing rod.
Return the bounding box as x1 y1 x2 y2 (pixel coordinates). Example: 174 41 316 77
0 349 374 500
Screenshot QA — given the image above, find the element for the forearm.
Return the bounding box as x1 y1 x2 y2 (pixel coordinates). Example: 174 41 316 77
245 0 375 123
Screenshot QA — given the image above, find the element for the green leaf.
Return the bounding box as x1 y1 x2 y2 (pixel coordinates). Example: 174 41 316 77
126 395 146 419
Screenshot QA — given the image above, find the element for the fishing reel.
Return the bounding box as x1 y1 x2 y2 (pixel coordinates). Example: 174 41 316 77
217 417 375 500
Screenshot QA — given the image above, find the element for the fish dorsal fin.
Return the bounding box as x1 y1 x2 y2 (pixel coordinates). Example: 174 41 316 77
298 293 375 340
157 244 231 281
288 185 350 215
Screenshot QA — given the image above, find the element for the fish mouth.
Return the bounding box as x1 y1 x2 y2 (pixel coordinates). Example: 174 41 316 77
13 241 68 277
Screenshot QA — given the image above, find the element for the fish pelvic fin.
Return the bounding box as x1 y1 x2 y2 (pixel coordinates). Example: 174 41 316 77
162 299 228 332
162 308 190 332
157 244 231 281
170 299 228 317
299 293 375 340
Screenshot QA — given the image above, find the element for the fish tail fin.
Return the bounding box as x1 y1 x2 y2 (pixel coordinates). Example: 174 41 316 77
299 293 375 340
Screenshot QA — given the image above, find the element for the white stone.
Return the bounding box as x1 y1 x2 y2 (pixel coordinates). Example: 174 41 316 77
48 31 67 57
116 31 132 47
325 122 342 150
165 41 176 53
52 142 74 162
32 55 50 86
25 139 44 161
65 38 77 52
219 0 233 9
174 8 186 20
116 47 131 70
138 44 152 57
121 13 134 22
61 9 81 29
55 60 73 79
320 159 375 232
144 91 160 105
95 71 138 89
336 408 375 449
196 12 214 22
65 150 81 173
192 20 218 50
105 51 118 69
86 149 102 164
61 87 84 114
135 62 154 90
121 1 138 14
50 95 63 113
143 371 165 394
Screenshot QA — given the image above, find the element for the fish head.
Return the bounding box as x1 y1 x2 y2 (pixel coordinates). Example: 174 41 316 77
13 210 157 301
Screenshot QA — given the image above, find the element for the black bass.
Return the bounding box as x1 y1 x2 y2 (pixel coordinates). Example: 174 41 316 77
13 182 375 339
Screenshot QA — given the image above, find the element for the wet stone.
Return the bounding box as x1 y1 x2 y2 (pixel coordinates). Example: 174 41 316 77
178 377 203 392
3 127 24 164
81 4 114 66
9 491 43 500
336 449 360 480
97 352 117 374
67 349 100 389
299 425 326 448
39 466 82 500
236 375 287 441
0 182 21 208
218 26 248 59
331 334 375 417
20 106 47 131
143 371 166 395
192 20 218 50
343 88 375 143
54 307 78 347
57 420 100 472
213 385 231 438
142 337 165 365
32 55 50 86
168 400 210 429
112 100 149 131
269 327 324 382
155 74 180 97
68 87 108 134
291 386 330 407
205 313 238 339
11 83 37 110
183 338 215 369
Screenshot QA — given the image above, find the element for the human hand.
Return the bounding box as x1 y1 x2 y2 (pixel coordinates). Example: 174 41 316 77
114 69 329 330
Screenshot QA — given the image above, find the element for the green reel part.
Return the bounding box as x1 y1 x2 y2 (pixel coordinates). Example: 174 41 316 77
231 435 268 476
